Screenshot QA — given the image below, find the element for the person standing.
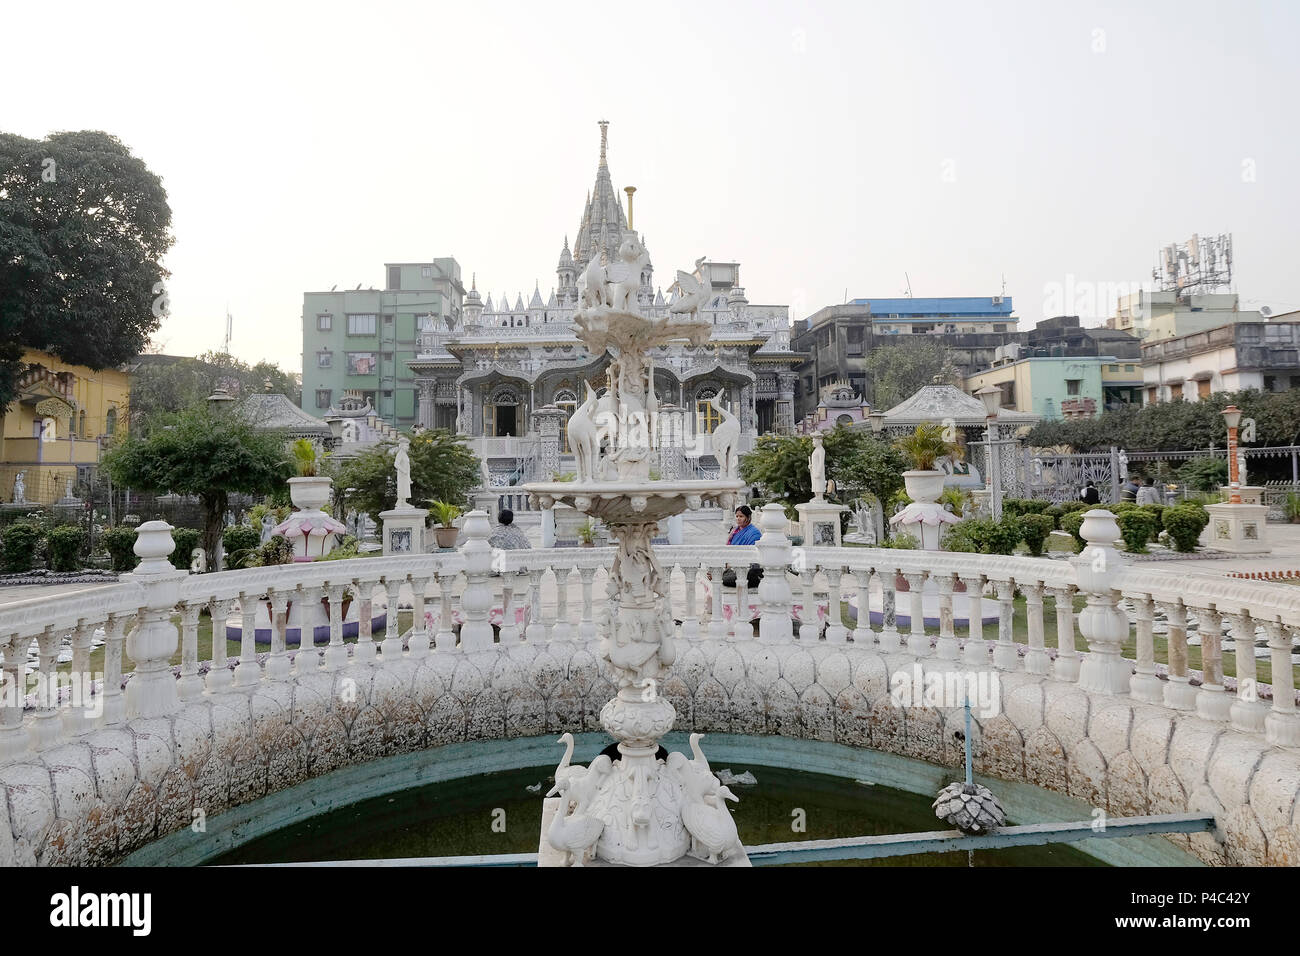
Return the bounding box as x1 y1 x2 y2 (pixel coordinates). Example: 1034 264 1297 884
722 505 762 589
1136 478 1162 506
1120 474 1139 502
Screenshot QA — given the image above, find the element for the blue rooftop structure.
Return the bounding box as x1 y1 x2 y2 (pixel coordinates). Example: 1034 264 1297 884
850 296 1015 318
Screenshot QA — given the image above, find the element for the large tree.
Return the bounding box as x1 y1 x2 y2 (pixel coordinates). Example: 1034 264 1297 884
740 425 906 518
128 350 301 430
863 338 962 411
0 130 172 412
100 404 292 569
334 429 481 526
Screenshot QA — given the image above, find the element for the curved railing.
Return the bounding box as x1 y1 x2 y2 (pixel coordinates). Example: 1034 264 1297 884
1 505 1298 768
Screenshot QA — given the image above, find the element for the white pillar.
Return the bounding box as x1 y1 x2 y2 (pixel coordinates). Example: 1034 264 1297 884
123 521 186 718
756 504 793 644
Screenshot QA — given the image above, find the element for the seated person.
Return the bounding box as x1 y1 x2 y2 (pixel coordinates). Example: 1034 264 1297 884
488 508 531 550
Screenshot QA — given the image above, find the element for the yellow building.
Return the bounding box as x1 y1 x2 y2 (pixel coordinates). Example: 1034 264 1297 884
0 349 131 506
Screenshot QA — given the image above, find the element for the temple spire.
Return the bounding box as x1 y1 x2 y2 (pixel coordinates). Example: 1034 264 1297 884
599 119 609 167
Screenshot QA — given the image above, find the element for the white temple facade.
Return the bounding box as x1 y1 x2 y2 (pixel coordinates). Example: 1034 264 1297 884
409 122 801 489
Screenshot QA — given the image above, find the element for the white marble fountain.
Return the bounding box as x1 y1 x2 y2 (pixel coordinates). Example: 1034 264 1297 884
528 234 749 866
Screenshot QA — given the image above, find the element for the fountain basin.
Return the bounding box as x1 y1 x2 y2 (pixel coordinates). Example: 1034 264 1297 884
526 479 746 523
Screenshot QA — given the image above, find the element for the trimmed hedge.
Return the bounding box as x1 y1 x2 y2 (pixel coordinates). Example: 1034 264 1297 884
170 527 201 570
1020 513 1056 557
1060 511 1086 551
1002 498 1052 518
103 526 139 572
1116 510 1157 553
222 525 261 570
944 516 1022 555
1 523 43 573
46 525 84 572
1164 503 1210 553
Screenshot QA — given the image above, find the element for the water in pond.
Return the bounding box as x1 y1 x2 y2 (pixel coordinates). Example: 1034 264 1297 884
210 765 1105 866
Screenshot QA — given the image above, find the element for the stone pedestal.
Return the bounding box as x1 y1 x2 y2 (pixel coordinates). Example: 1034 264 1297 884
472 490 498 524
379 506 428 555
1223 485 1265 506
796 498 846 547
1205 502 1269 554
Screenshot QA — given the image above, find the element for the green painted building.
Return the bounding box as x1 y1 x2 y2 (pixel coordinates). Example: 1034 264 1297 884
301 260 464 426
965 354 1142 421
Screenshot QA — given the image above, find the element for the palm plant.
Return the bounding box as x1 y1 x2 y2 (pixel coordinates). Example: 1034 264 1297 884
894 422 957 471
428 500 462 528
291 438 319 477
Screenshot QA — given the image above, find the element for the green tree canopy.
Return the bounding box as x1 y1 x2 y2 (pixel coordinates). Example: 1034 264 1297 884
334 429 481 526
0 130 173 412
100 403 292 568
739 425 906 518
128 350 301 430
864 338 962 410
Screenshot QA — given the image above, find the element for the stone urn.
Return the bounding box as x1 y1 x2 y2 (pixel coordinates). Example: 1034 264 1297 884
902 469 946 504
289 476 333 512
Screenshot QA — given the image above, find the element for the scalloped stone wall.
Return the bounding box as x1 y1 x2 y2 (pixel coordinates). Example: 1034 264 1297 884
2 638 1297 866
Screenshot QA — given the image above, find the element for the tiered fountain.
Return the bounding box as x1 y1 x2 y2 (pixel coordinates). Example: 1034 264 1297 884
527 233 748 866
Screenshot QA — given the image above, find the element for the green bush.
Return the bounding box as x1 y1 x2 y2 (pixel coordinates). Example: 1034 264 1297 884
102 525 139 572
1020 513 1056 556
170 527 201 570
944 516 1022 555
1178 456 1229 493
1 523 43 573
1060 500 1089 513
222 525 262 570
256 534 294 566
45 525 84 572
1139 503 1165 538
1060 511 1086 551
1163 504 1209 553
1116 510 1157 553
882 532 919 549
1003 498 1051 518
318 534 361 561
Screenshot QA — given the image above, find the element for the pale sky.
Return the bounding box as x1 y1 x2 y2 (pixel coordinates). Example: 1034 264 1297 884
5 0 1298 371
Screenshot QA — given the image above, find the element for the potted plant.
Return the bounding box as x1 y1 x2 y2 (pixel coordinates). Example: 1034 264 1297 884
429 500 463 549
576 519 597 548
288 439 332 511
893 422 957 504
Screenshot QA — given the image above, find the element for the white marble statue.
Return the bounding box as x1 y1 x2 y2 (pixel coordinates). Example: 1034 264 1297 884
480 453 492 490
567 382 601 483
1238 449 1248 486
64 478 75 501
260 514 276 544
810 431 827 501
668 256 710 324
12 472 25 505
392 436 412 508
708 391 740 480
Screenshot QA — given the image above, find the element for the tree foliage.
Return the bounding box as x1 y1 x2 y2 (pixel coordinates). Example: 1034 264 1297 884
1027 389 1300 452
100 403 292 569
864 338 962 411
127 350 301 430
334 429 481 526
0 130 173 413
739 425 906 518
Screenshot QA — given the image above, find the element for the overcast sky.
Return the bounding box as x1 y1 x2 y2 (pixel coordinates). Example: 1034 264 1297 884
6 0 1298 370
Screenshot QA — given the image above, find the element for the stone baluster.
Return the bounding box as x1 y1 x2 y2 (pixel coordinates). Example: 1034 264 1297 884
266 588 291 680
934 574 957 660
756 504 793 644
525 567 547 643
31 627 61 749
986 580 1015 671
1022 583 1048 676
903 572 927 655
1161 601 1196 710
708 561 729 639
499 571 522 646
234 589 261 685
352 579 376 663
0 634 32 758
797 568 818 642
824 567 847 644
380 577 404 659
124 521 186 717
101 614 128 725
961 575 986 666
679 564 700 641
207 600 234 692
578 566 599 640
551 566 574 641
459 511 495 652
407 577 431 658
851 569 874 645
1194 607 1231 722
1264 622 1300 746
434 573 457 651
324 584 348 670
1129 594 1162 703
878 566 901 652
177 604 204 699
1074 510 1132 694
732 574 750 640
297 585 324 674
1048 586 1078 682
1226 611 1266 733
64 620 98 737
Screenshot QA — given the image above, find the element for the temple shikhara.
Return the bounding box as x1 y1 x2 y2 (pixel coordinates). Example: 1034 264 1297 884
410 121 801 485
